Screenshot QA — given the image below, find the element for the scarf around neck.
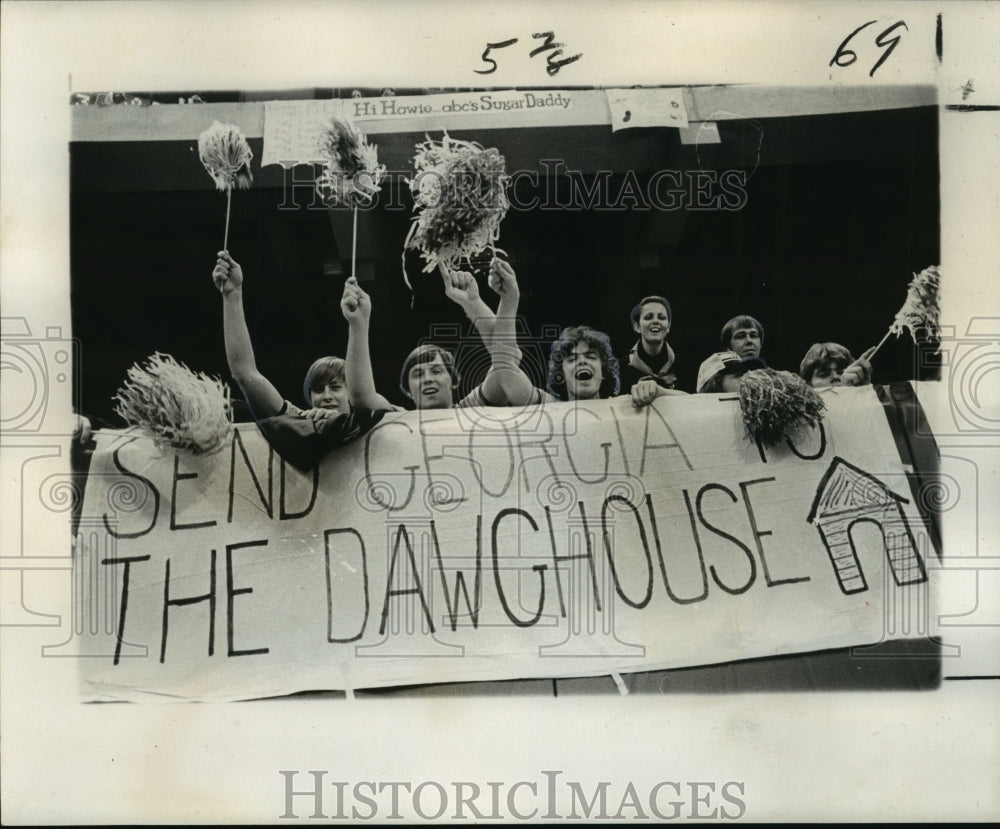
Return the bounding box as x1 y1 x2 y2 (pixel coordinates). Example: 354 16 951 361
628 340 677 387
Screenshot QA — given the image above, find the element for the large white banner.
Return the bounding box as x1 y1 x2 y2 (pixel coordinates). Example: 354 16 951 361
75 386 934 702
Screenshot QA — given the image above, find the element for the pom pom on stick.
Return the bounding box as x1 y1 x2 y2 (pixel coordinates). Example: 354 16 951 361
403 131 510 292
198 121 254 191
198 121 254 249
315 116 385 280
314 116 385 209
738 369 827 448
113 352 233 456
869 265 942 360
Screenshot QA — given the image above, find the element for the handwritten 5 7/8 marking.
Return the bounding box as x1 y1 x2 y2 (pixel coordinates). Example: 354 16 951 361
830 20 908 77
475 31 582 77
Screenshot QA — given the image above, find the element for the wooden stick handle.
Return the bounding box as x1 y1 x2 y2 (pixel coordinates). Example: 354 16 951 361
866 329 893 362
351 205 358 279
223 188 232 250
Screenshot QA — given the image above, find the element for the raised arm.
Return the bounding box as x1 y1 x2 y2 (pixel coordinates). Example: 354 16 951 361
485 258 543 406
440 264 496 345
213 251 284 419
440 264 509 405
341 277 396 412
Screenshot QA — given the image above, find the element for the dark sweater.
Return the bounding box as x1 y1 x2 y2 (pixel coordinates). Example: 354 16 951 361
255 405 387 471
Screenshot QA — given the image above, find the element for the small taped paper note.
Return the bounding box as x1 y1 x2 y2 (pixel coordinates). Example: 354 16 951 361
262 99 346 167
605 88 689 131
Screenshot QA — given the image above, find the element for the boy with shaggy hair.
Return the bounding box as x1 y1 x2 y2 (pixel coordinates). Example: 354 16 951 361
544 325 621 402
799 342 875 388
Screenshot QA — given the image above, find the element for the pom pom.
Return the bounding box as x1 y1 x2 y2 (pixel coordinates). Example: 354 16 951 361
889 265 941 342
198 121 253 191
315 116 385 208
738 369 826 448
404 131 510 273
113 352 233 456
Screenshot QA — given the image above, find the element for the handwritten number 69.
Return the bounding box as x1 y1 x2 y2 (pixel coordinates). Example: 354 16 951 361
830 20 908 77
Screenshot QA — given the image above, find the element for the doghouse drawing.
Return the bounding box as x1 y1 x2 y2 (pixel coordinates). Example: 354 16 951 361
807 457 928 595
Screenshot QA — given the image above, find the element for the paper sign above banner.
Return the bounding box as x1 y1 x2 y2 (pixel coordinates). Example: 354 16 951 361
72 87 938 146
261 90 596 167
605 87 690 131
261 99 347 168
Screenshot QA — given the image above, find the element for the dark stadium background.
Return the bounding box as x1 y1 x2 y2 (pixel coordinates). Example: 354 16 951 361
70 91 938 424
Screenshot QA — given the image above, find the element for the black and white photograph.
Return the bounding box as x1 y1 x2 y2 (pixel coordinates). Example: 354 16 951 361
2 0 998 823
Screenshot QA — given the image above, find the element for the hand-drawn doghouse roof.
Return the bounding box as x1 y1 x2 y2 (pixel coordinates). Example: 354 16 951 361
807 457 908 524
